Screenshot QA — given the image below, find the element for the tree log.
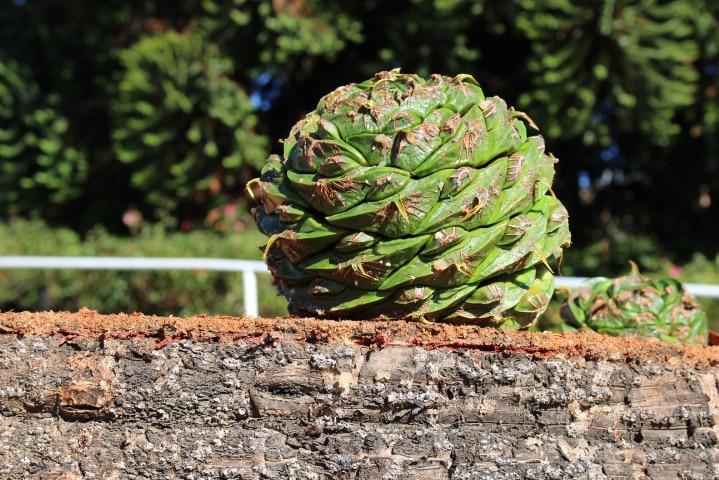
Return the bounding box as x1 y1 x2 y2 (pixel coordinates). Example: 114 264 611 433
1 309 718 479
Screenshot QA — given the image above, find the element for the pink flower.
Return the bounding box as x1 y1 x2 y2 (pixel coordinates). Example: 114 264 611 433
223 204 237 217
122 209 142 226
668 265 682 278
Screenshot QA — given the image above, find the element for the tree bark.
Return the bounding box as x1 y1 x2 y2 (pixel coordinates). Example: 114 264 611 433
1 309 718 479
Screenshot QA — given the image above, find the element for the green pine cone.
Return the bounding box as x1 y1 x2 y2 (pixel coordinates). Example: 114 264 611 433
249 70 571 326
562 262 708 345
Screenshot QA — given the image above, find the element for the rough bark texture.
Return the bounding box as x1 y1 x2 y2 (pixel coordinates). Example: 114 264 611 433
1 309 719 479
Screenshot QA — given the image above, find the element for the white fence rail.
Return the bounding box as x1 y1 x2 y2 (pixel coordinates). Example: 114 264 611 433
0 256 269 317
1 256 718 317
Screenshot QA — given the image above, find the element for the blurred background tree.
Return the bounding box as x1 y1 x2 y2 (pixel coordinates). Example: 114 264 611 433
1 0 718 315
111 28 268 223
0 55 87 216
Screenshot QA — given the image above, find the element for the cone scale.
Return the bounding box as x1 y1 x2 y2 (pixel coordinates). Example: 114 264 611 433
249 70 571 327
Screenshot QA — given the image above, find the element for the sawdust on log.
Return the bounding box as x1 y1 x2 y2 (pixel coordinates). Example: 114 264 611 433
2 307 718 367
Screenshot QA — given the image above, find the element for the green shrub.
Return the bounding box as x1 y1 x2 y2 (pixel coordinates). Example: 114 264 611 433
0 218 286 317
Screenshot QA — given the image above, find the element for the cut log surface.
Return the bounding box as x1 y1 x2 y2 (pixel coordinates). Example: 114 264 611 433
1 308 719 479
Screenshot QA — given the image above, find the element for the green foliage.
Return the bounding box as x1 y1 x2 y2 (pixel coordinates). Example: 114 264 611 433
689 1 719 136
0 1 201 228
349 0 490 78
0 56 87 216
515 0 700 147
112 29 268 216
559 230 663 277
0 219 286 318
199 0 363 78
